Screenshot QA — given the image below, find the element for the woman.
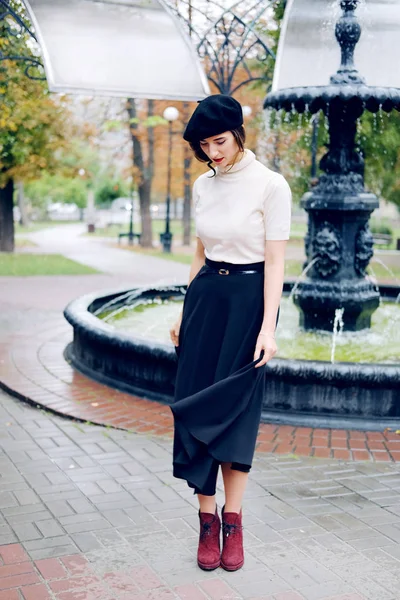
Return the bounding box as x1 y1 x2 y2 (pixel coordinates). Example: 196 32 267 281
169 94 291 572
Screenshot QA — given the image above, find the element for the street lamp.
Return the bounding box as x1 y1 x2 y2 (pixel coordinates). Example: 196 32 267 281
242 105 252 118
78 168 96 233
128 176 135 244
160 106 179 253
118 176 139 246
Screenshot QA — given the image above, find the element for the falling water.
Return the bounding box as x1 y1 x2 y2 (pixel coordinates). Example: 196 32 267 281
101 295 400 363
298 111 305 132
303 127 311 150
323 110 329 134
378 107 384 134
93 285 185 317
289 257 319 302
331 308 345 364
367 265 381 305
373 258 400 287
93 289 144 316
323 1 341 36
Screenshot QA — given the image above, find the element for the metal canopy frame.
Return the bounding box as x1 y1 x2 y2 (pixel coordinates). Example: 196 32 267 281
168 0 276 96
9 0 210 100
0 0 45 79
273 0 400 91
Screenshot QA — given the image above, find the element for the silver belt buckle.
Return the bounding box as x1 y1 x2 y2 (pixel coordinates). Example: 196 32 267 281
218 268 229 275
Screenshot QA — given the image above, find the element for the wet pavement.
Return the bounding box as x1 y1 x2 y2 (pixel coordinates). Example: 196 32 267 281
1 225 399 599
0 389 400 599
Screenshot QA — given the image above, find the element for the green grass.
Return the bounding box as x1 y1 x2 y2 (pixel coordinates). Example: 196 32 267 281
14 221 80 234
284 258 400 283
388 226 400 251
90 219 306 241
83 223 130 238
369 260 400 282
289 220 400 249
87 219 190 240
142 250 192 265
289 221 307 238
0 254 99 276
284 260 303 278
152 219 188 237
117 250 400 283
119 245 193 265
15 238 38 248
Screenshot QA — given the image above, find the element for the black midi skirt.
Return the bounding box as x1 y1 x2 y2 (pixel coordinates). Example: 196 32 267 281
171 258 267 496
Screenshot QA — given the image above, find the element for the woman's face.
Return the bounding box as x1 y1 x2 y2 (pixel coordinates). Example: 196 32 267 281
199 130 240 168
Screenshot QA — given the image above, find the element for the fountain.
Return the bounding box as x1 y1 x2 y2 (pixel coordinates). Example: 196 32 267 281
264 0 400 331
64 0 400 431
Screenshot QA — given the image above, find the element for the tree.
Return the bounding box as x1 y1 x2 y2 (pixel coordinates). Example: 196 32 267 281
124 98 196 247
95 178 128 206
259 2 400 210
0 2 70 251
24 137 104 220
361 111 400 210
25 173 87 212
127 98 156 247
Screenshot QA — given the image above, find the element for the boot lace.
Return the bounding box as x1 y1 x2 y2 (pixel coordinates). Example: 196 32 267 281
200 519 214 540
223 522 242 538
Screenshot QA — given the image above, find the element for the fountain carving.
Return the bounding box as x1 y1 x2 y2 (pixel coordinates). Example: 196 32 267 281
264 0 400 331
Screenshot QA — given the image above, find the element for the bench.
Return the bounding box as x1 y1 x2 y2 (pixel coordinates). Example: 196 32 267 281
118 232 141 244
372 233 392 247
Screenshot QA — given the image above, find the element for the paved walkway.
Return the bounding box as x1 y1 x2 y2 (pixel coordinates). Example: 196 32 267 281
22 224 190 281
1 311 399 462
1 389 400 600
2 226 400 462
1 224 400 599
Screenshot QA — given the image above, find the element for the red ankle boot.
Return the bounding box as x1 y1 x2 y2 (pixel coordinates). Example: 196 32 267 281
197 509 221 570
221 507 244 571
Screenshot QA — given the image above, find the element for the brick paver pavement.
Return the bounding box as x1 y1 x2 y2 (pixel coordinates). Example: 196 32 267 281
1 225 400 461
1 224 400 598
0 389 400 600
1 308 400 462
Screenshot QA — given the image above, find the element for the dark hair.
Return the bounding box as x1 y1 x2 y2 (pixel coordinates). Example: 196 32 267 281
189 126 246 176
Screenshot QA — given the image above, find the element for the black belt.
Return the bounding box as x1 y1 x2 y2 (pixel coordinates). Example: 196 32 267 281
205 258 264 275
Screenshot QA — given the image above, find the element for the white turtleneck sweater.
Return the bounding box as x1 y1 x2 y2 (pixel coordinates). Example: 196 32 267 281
193 150 292 264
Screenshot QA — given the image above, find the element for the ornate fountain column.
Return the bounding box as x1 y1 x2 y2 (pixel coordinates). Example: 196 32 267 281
297 0 379 331
265 0 386 332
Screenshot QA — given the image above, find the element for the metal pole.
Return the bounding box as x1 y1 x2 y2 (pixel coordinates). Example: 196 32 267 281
128 178 134 245
166 120 172 235
161 120 173 253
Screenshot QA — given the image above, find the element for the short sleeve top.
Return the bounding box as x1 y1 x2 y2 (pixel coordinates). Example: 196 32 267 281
193 150 292 264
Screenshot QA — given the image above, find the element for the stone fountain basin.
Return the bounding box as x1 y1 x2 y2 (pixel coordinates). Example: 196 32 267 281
264 85 400 114
64 284 400 432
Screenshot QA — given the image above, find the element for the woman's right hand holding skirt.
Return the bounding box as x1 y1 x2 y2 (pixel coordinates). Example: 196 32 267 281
170 312 183 347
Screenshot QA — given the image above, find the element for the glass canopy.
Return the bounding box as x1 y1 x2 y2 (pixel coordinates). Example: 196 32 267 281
23 0 210 100
273 0 400 91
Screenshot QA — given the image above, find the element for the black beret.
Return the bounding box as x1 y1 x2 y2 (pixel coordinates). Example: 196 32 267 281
183 94 243 143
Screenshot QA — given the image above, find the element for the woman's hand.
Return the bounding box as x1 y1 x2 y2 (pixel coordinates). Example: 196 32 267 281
170 313 183 347
254 332 277 368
